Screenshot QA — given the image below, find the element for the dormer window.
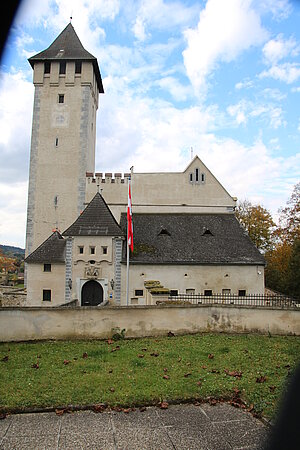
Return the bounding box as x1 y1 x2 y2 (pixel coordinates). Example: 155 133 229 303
158 228 171 236
202 228 213 236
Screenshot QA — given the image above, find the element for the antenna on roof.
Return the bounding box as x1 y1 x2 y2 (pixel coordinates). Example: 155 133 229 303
191 147 194 160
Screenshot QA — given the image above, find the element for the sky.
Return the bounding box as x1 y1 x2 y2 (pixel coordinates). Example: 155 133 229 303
0 0 300 248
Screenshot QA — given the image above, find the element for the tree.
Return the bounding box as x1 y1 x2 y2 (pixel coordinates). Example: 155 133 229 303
236 200 275 253
0 250 17 274
288 239 300 298
265 242 292 294
277 182 300 244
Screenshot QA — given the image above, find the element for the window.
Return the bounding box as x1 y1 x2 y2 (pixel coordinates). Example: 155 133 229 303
135 289 144 297
239 289 246 297
58 94 64 104
79 246 84 254
54 196 58 207
195 168 199 182
202 229 213 236
44 62 51 74
201 173 205 183
170 289 178 297
55 137 59 147
189 173 193 183
222 289 231 295
90 246 95 255
43 289 51 301
186 288 195 295
59 61 66 74
204 289 212 296
158 228 171 236
44 264 51 272
102 246 108 254
75 61 82 74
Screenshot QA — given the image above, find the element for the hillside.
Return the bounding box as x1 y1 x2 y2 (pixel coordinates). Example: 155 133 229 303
0 245 25 259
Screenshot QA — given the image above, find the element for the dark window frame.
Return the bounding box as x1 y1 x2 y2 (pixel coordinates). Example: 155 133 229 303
44 62 51 74
43 289 51 301
204 289 212 296
58 94 64 104
135 289 144 297
75 61 82 74
59 61 66 74
43 263 51 272
79 246 84 254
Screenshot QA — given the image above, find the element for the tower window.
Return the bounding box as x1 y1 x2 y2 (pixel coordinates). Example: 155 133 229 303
55 137 59 147
79 246 84 254
75 61 82 74
102 246 108 254
58 94 64 104
43 289 51 301
44 62 51 74
59 61 66 74
90 246 95 255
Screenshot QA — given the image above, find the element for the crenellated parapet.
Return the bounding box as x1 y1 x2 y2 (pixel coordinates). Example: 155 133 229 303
86 172 131 184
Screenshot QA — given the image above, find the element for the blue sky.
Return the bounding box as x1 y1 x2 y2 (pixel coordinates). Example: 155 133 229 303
0 0 300 247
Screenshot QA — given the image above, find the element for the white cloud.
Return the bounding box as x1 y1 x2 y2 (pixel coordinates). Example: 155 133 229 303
235 78 254 90
227 99 285 129
0 182 28 248
262 34 299 64
183 0 267 95
260 62 300 84
291 86 300 93
132 0 199 41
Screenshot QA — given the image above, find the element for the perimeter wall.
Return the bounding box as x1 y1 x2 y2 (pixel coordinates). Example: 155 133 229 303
0 305 299 342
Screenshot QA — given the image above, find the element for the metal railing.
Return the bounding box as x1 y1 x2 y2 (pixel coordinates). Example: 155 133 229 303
165 293 300 309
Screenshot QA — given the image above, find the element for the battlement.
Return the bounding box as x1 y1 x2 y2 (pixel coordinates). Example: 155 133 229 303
86 172 131 184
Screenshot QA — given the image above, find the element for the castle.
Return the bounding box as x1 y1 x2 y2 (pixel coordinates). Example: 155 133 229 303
25 24 265 306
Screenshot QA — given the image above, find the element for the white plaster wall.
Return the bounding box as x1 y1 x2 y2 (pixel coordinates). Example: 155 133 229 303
0 305 299 342
120 264 265 305
26 263 66 306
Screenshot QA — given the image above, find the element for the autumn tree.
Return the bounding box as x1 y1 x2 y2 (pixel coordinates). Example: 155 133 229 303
0 250 17 274
277 182 300 244
235 200 275 253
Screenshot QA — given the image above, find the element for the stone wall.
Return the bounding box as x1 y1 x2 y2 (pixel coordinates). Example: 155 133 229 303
0 304 299 342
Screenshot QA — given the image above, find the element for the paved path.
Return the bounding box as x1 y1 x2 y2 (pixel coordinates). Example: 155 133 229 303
0 403 269 449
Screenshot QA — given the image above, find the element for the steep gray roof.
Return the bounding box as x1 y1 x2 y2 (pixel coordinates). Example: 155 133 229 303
25 231 66 263
63 193 123 237
28 23 104 93
120 213 266 265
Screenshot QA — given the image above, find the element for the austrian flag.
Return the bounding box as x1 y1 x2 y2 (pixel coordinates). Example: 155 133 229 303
127 180 133 252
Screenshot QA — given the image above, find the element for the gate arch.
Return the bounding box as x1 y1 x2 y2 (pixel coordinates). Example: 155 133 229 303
81 280 103 306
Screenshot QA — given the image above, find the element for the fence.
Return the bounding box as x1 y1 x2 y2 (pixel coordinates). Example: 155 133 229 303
166 293 300 309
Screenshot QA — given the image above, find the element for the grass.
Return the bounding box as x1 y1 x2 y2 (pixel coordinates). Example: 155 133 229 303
0 333 299 418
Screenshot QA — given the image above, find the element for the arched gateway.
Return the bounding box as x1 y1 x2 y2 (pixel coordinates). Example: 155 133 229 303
81 280 103 306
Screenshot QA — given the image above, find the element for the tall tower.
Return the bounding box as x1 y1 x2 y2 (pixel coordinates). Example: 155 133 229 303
25 23 104 256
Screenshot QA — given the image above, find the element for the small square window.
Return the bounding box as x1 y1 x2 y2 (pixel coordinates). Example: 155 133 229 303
135 289 144 297
239 289 246 297
79 246 84 254
43 289 51 301
58 94 64 104
44 62 51 74
102 246 108 254
170 289 178 297
90 246 95 255
204 289 212 296
44 264 51 272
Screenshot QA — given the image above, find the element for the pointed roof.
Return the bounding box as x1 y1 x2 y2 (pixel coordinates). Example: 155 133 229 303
25 231 66 263
28 23 104 93
63 193 123 237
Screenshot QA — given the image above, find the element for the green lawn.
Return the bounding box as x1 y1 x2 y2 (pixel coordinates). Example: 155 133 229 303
0 333 299 418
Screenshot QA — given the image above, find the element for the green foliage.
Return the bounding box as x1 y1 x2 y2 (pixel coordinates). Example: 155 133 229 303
236 200 275 253
111 327 126 341
0 334 299 419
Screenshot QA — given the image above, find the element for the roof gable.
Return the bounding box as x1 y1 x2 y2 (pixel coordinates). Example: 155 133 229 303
25 231 66 263
63 193 123 237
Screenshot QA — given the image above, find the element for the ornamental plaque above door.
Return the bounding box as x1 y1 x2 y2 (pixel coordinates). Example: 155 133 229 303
85 266 101 279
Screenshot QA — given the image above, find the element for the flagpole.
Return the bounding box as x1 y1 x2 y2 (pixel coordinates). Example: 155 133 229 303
126 177 130 306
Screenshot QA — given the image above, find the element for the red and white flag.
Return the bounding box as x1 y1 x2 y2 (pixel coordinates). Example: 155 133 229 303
127 179 133 252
